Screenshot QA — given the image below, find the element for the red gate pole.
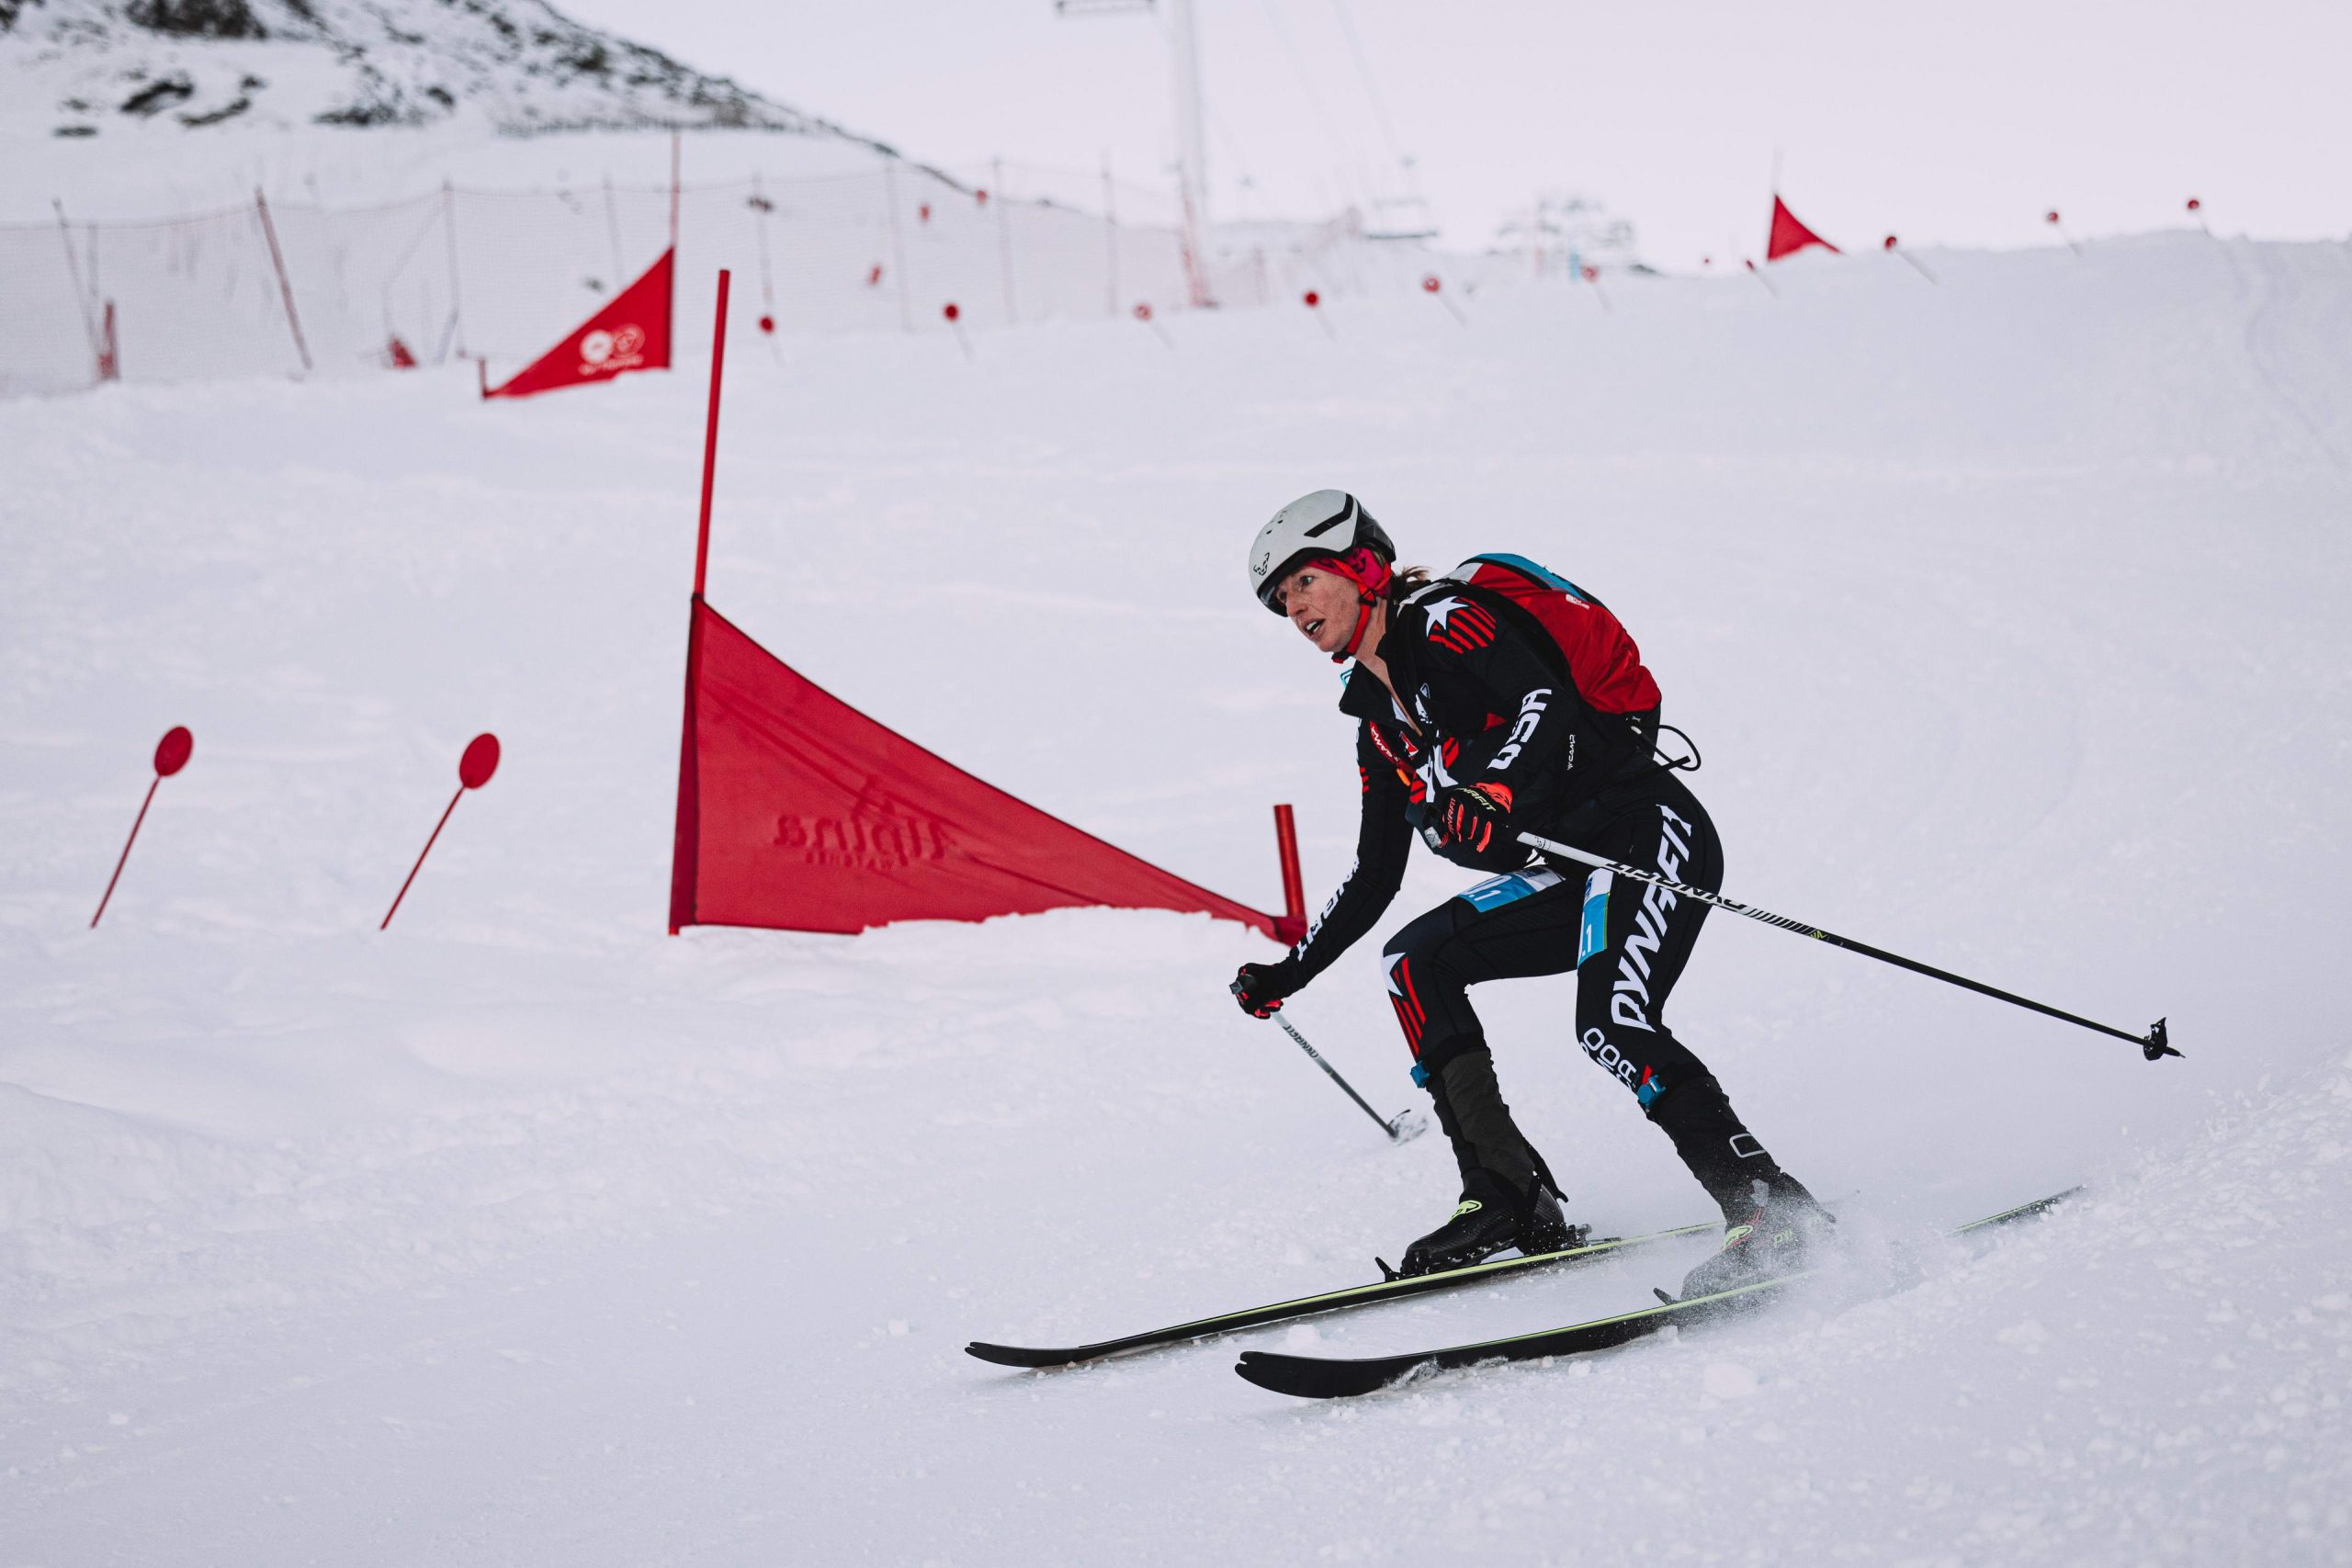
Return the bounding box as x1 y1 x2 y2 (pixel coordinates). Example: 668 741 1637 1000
1272 803 1306 945
671 269 732 934
254 188 313 373
694 269 731 599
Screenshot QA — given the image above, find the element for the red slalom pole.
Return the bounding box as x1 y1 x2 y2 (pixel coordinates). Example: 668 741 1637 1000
1272 803 1306 945
92 725 193 928
382 733 501 930
693 269 730 599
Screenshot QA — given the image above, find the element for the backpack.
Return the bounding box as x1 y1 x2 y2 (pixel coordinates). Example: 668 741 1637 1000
1450 554 1662 720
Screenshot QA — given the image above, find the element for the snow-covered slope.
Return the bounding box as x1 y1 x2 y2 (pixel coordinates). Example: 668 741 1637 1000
3 0 874 141
2 234 2348 1562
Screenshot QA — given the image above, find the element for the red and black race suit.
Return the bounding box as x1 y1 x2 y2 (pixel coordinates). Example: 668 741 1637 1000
1281 576 1666 991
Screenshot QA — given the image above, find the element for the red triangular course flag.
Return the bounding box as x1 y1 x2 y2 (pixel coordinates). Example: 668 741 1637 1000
669 598 1280 939
484 248 674 400
1765 195 1839 261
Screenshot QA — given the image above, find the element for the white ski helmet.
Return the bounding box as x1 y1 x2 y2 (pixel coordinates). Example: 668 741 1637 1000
1247 490 1395 612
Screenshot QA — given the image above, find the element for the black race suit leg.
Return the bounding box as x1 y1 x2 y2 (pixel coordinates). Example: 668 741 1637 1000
1565 773 1814 1222
1381 866 1589 1204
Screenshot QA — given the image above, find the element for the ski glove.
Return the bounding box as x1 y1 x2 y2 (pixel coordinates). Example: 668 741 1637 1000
1434 782 1515 854
1231 960 1303 1019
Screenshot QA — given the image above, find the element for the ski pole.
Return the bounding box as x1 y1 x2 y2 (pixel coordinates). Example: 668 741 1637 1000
1516 830 2178 1063
1272 1013 1423 1141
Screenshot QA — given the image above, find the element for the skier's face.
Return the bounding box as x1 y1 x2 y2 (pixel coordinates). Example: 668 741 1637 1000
1280 563 1360 655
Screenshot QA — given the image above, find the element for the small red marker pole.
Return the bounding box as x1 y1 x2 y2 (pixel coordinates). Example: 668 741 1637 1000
1745 257 1778 299
1420 274 1467 325
1133 300 1173 348
381 733 501 931
1303 288 1335 339
943 301 973 359
2046 208 2083 257
91 725 192 928
2187 196 2209 236
1884 232 1939 284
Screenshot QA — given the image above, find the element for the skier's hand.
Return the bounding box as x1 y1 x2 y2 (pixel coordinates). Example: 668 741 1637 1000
1434 782 1514 854
1231 961 1301 1019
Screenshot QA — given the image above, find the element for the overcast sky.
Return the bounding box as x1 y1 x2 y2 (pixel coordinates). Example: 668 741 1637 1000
555 0 2348 267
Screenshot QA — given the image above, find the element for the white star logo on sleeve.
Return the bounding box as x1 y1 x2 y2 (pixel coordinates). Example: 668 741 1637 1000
1420 595 1470 631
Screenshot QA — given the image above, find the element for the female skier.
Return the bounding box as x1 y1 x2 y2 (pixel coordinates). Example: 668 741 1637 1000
1229 490 1828 1297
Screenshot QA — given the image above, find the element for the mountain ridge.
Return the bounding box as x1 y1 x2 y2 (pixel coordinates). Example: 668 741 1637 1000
3 0 890 147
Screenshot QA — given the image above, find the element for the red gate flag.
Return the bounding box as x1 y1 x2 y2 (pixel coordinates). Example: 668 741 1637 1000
669 599 1280 939
484 248 674 400
1765 195 1839 261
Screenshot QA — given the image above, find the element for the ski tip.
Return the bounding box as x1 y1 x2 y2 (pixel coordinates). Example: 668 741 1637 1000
964 1341 1073 1369
1652 1287 1678 1306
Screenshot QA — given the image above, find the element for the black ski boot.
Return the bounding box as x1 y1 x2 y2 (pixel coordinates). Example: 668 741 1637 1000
1644 1069 1831 1299
1678 1178 1834 1300
1390 1046 1577 1278
1395 1168 1575 1278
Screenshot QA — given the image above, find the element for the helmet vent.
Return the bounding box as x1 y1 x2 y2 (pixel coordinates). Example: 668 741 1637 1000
1301 497 1354 537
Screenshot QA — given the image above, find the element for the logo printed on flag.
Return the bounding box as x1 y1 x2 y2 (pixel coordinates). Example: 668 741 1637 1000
775 809 956 872
485 250 673 400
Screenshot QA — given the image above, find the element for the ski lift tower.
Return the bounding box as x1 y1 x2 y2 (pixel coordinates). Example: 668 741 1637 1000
1057 0 1215 308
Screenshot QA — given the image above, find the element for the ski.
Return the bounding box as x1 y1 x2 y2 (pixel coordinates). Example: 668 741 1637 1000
1233 1187 2082 1399
965 1218 1719 1370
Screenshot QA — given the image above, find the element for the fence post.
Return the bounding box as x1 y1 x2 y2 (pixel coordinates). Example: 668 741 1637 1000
669 129 682 253
1102 153 1118 319
994 156 1017 325
882 161 912 333
51 199 102 371
253 188 312 374
441 181 467 358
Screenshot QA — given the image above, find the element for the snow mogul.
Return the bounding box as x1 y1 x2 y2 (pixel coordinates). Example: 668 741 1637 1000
1230 490 1830 1299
